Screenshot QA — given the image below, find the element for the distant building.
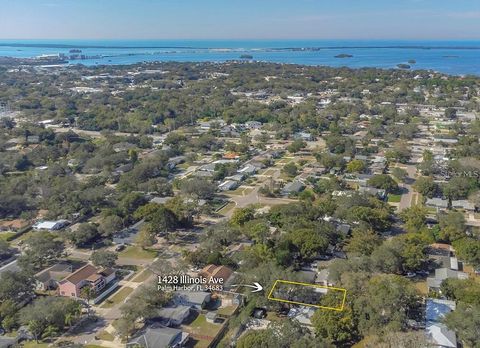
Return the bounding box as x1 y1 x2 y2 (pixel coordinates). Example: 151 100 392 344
0 219 28 232
245 121 263 129
426 198 449 210
238 164 258 176
282 180 305 195
451 200 476 212
358 186 387 200
33 220 70 231
218 180 239 191
294 132 314 141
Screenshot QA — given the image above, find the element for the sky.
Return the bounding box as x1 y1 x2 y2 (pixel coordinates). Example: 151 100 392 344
0 0 480 40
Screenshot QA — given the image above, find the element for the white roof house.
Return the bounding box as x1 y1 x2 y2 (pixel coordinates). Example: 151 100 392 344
33 220 70 231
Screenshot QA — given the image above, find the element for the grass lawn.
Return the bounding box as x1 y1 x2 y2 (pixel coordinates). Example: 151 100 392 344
187 314 222 338
132 269 153 283
0 232 15 242
97 330 115 341
21 342 49 348
227 187 246 196
414 281 429 296
217 202 235 215
217 305 237 316
388 194 402 203
118 246 157 260
259 168 275 176
101 287 134 308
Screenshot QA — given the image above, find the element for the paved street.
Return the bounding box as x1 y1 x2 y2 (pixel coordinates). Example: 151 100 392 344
398 164 418 212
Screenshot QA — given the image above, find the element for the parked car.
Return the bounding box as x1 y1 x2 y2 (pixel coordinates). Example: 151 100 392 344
115 244 126 252
406 272 416 278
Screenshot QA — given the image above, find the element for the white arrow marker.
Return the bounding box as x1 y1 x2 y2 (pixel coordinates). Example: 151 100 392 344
232 282 263 293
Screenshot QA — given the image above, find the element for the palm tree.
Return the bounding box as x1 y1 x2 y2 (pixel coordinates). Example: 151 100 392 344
64 312 73 328
41 325 58 340
80 285 95 316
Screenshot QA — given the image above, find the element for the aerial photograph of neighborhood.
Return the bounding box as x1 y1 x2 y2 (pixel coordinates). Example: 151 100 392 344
0 1 479 348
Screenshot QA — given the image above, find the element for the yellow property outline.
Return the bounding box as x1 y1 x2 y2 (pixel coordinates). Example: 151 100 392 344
267 279 347 312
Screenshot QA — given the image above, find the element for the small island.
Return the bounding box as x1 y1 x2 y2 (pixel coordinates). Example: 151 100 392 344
334 54 353 58
408 59 416 64
240 54 253 59
397 63 411 69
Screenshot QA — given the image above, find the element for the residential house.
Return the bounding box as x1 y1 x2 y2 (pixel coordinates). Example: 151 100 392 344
198 119 226 131
175 291 211 310
167 156 186 170
294 132 314 141
58 264 116 299
427 267 468 291
199 264 233 285
112 219 145 245
451 200 476 212
35 262 75 291
153 306 192 327
287 306 316 326
358 186 387 200
127 325 189 348
282 181 305 195
225 174 245 182
245 121 263 130
238 164 258 176
33 220 70 231
426 198 449 211
0 219 28 232
425 299 457 348
218 180 239 191
0 336 16 348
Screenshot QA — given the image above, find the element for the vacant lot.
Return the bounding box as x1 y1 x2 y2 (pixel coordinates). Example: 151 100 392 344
118 246 157 260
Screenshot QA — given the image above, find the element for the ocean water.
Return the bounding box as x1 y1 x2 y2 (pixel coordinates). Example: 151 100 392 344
0 39 479 76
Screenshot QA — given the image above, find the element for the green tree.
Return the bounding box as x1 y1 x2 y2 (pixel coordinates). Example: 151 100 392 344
287 139 307 153
444 303 480 348
282 162 298 177
355 274 419 335
230 206 255 227
412 176 437 198
289 228 329 259
90 250 118 268
452 238 480 268
391 167 408 182
66 223 99 247
439 211 466 242
400 205 428 233
347 159 366 173
345 228 382 256
312 294 357 345
368 174 399 193
98 215 123 237
17 231 64 271
136 224 157 249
